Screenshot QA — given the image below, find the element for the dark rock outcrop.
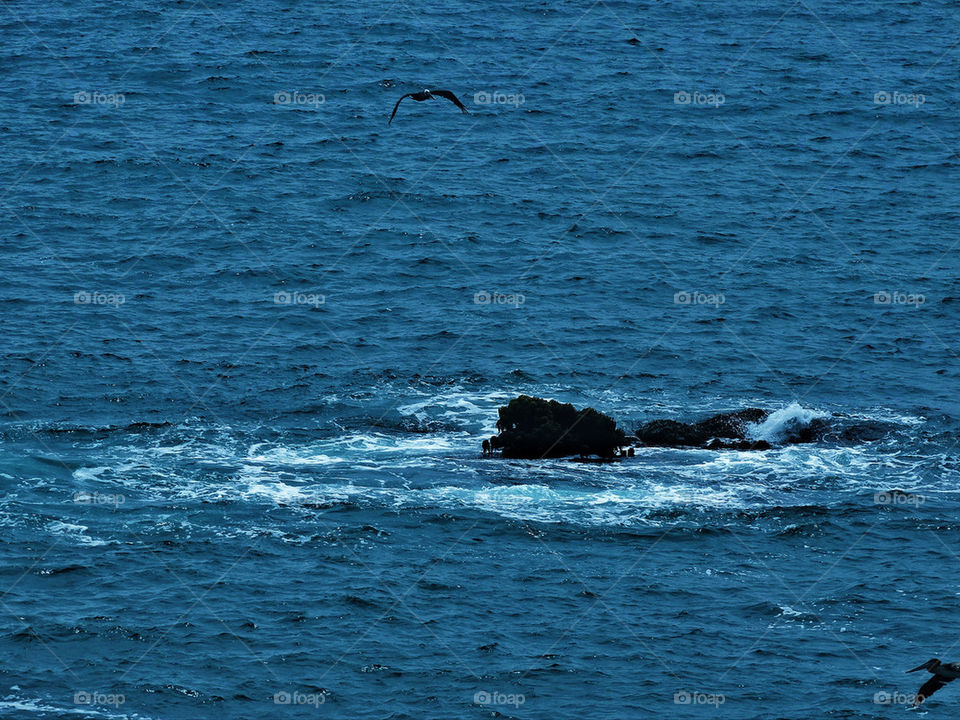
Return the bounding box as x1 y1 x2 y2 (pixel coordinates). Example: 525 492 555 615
488 399 889 458
636 408 769 449
488 395 628 459
776 417 829 444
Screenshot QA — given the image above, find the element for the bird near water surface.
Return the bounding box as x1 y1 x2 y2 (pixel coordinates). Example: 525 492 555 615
907 658 960 705
388 89 469 125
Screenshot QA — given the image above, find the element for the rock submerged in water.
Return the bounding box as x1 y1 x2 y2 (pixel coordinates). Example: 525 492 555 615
635 409 772 450
487 395 628 459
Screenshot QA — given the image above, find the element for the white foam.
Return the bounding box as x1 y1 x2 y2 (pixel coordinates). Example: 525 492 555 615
25 395 942 531
72 466 111 482
0 697 139 718
242 431 471 472
243 477 311 504
397 388 513 434
45 521 108 546
233 474 766 528
747 403 830 443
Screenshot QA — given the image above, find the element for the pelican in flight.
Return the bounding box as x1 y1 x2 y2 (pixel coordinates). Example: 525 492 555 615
907 658 960 705
388 89 468 125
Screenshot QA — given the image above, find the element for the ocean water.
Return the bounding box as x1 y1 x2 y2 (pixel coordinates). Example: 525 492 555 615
1 0 959 717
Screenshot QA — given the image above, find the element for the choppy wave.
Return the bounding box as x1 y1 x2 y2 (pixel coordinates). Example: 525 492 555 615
746 403 831 443
0 695 142 719
0 391 950 538
5 402 939 533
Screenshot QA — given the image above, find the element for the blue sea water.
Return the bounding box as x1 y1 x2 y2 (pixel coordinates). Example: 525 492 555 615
1 0 959 717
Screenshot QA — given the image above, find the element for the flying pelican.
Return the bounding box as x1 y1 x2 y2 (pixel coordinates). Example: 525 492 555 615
907 658 960 705
388 89 468 125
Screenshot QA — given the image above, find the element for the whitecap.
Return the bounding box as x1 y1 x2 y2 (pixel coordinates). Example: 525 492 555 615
747 403 830 443
45 521 108 546
0 697 141 718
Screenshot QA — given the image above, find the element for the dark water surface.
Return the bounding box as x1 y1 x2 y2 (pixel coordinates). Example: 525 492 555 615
1 0 959 717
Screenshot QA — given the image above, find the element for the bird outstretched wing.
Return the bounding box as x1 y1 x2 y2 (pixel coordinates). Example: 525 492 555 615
388 93 414 125
430 89 469 113
915 676 952 705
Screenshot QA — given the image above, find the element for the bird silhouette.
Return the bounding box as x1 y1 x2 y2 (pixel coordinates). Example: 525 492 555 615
388 89 468 125
908 658 960 705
